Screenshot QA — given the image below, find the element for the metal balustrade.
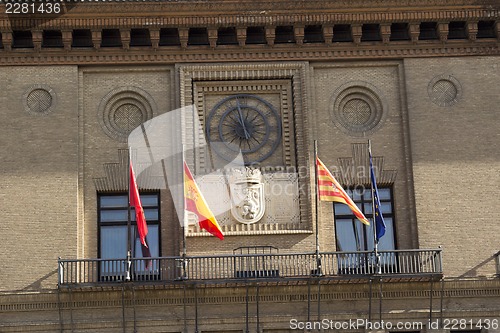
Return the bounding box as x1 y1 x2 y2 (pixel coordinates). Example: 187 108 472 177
496 251 500 277
58 249 442 286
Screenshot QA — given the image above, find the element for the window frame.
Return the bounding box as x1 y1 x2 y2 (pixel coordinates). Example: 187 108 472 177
97 191 161 260
333 186 397 252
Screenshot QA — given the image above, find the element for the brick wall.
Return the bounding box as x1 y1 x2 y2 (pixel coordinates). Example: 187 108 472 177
404 56 500 278
0 66 79 291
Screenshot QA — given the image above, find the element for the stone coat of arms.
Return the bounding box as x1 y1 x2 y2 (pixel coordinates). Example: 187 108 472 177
229 167 265 224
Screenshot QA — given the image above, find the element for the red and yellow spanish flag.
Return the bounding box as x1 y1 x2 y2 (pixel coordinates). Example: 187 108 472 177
183 161 224 240
316 157 370 225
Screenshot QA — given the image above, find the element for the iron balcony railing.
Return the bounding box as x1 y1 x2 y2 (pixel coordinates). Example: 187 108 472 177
58 249 442 286
495 251 500 277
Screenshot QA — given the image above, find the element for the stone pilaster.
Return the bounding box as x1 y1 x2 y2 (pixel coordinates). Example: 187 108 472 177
381 23 391 44
236 27 247 47
323 25 333 45
120 29 130 49
61 29 72 50
265 26 275 46
150 28 160 49
409 23 420 43
91 29 102 49
438 22 449 42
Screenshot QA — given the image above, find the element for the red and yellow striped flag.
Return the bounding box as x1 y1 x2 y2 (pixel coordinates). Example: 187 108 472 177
183 161 224 240
316 157 370 225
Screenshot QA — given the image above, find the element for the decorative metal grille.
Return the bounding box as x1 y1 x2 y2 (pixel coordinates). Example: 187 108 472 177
98 87 156 142
341 99 372 126
113 103 143 133
23 85 56 115
27 89 52 113
331 82 387 135
428 75 462 107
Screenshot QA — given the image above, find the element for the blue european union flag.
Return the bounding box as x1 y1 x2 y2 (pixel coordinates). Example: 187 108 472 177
369 152 386 242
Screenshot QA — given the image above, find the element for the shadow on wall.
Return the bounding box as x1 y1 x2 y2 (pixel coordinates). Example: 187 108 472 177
22 269 58 291
458 253 499 278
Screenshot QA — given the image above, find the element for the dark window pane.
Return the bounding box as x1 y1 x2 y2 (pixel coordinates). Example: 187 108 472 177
12 31 33 48
246 26 266 44
477 21 496 38
188 28 209 46
217 27 238 45
361 24 381 42
72 29 93 47
390 23 410 41
42 30 63 48
419 22 438 40
304 25 324 43
275 25 295 43
448 21 467 39
159 28 180 46
101 29 122 47
333 24 352 42
130 28 151 47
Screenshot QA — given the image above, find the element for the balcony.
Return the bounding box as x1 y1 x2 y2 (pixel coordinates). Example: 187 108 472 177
496 251 500 277
58 249 442 288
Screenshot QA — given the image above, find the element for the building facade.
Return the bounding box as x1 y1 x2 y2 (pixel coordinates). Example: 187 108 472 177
0 0 499 332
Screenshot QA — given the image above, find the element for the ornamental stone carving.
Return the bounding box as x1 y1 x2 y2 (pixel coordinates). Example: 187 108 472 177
229 167 265 224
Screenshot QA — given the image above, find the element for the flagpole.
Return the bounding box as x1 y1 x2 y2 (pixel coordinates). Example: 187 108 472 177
181 144 188 279
313 140 322 276
126 147 132 281
368 140 380 274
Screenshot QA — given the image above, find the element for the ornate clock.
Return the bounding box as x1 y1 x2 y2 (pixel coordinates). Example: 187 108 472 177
206 94 282 165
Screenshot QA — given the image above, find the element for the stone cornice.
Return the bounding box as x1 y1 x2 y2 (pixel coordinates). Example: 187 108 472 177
1 0 499 13
0 42 498 66
1 9 499 30
1 278 500 312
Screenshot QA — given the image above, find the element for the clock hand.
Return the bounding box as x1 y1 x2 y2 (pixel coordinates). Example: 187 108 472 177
236 99 251 140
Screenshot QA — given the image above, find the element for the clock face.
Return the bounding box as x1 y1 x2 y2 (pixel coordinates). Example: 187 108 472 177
206 94 282 165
